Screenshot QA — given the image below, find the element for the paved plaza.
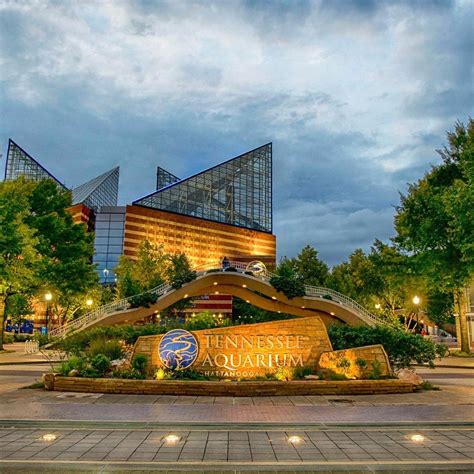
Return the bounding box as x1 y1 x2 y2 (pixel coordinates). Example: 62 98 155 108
0 350 473 471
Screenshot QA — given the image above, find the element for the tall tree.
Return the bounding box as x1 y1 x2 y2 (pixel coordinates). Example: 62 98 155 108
0 178 99 347
394 119 474 352
115 240 169 298
288 245 329 286
0 180 39 349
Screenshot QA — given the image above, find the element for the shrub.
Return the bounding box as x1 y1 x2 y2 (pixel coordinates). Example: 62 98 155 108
292 366 313 379
3 334 14 344
355 358 368 369
335 357 351 372
81 368 100 378
327 324 448 369
129 292 158 308
186 312 219 330
91 354 111 377
112 368 145 380
274 366 295 381
58 356 87 376
368 360 382 380
170 369 210 380
86 338 123 360
55 324 169 355
132 354 148 375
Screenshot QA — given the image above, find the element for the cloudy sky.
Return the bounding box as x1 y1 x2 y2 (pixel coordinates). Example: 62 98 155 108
0 0 472 265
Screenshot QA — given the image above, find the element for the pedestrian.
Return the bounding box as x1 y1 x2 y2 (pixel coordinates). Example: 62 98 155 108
222 256 229 270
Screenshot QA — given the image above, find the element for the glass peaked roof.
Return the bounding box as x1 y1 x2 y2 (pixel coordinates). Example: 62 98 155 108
156 166 180 190
72 167 119 211
4 139 67 189
134 143 272 233
4 139 119 211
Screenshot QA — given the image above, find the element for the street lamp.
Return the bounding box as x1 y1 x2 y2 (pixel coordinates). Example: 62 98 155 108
103 268 110 283
412 295 421 331
44 292 53 333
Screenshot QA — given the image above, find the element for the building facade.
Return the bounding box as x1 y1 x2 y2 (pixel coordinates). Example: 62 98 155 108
3 139 277 319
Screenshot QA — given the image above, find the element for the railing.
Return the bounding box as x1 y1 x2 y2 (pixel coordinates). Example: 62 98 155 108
48 262 221 339
226 260 387 327
50 259 391 339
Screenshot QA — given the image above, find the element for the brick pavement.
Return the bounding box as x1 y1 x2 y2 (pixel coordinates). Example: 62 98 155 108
0 425 473 469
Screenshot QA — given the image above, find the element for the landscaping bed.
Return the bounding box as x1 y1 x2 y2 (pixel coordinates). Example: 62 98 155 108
43 373 416 396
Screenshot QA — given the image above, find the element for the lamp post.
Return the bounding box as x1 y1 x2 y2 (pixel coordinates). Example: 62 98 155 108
44 292 53 334
413 295 421 332
103 268 110 284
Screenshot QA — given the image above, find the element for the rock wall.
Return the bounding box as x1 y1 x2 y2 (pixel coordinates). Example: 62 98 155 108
318 344 392 379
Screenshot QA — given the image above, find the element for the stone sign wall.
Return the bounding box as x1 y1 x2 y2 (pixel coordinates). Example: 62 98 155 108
133 316 333 379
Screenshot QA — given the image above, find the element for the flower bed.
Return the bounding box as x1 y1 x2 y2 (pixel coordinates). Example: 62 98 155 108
43 373 417 396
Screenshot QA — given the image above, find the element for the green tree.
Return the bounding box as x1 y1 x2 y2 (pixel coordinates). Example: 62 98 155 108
287 245 329 286
166 253 197 289
269 258 306 299
0 180 39 349
394 119 474 352
25 179 98 329
1 178 97 347
115 240 169 298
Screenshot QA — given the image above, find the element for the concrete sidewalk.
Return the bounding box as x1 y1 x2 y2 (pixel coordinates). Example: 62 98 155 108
0 344 63 365
0 423 473 471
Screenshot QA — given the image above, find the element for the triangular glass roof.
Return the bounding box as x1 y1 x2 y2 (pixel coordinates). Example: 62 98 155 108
4 139 67 189
134 143 272 233
72 167 119 211
156 166 180 190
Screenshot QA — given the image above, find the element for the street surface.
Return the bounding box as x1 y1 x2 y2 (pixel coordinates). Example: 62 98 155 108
0 345 472 471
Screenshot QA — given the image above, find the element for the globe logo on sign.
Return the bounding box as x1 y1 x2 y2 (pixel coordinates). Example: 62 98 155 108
158 329 198 371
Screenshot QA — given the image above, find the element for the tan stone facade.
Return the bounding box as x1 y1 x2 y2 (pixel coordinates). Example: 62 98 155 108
318 345 392 379
133 316 332 379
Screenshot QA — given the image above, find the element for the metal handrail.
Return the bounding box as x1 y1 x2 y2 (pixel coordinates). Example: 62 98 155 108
48 262 221 339
50 259 391 339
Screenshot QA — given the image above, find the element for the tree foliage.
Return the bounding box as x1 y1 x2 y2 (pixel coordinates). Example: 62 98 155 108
115 241 169 298
0 178 97 348
394 119 474 351
269 258 306 299
286 245 329 286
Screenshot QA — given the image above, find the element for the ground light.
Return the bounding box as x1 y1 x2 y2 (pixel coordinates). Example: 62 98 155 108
41 434 57 442
287 435 304 444
86 299 93 306
410 434 425 443
163 434 180 444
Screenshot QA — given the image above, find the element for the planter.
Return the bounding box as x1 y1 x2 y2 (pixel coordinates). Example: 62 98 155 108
45 375 417 396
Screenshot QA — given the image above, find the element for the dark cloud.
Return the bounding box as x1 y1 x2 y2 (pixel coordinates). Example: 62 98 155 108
0 0 472 266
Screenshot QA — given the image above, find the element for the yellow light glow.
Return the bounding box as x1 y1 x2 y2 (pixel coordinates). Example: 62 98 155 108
287 435 304 444
41 434 57 442
45 292 53 302
330 311 335 316
215 291 219 295
410 434 425 443
246 300 250 303
413 295 421 305
272 296 277 300
86 299 93 306
213 282 218 285
242 284 247 288
184 294 188 298
375 303 381 309
163 434 180 444
301 306 305 309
